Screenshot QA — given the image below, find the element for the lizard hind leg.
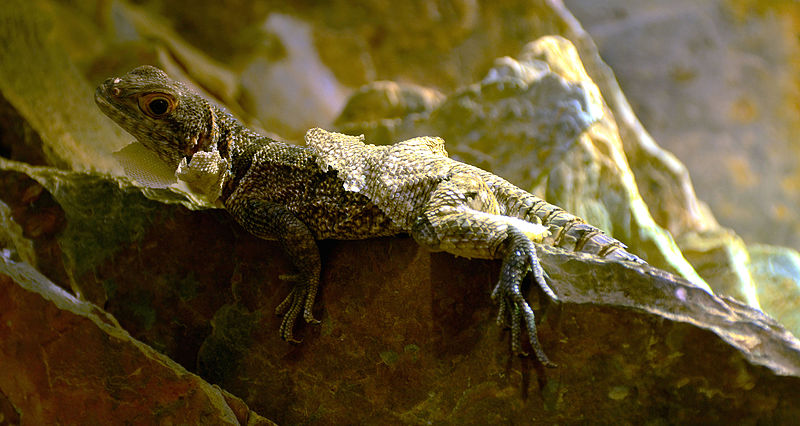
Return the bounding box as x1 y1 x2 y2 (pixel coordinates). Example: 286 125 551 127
491 226 558 366
410 175 558 365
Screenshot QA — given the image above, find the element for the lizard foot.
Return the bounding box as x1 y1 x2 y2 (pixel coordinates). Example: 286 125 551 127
491 227 558 367
275 273 321 343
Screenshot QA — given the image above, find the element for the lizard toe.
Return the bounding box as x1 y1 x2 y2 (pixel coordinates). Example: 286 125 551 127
276 285 306 343
276 273 322 342
279 302 303 344
493 226 557 366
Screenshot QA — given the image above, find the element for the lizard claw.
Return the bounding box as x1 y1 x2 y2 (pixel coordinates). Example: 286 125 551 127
492 227 558 367
275 273 321 343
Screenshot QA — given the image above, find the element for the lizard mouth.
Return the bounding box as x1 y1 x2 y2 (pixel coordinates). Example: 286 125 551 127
94 86 110 108
94 81 150 141
94 83 123 118
94 77 129 115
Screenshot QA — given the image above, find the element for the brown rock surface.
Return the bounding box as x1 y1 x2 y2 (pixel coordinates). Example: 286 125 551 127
0 256 274 425
1 159 800 423
198 238 800 424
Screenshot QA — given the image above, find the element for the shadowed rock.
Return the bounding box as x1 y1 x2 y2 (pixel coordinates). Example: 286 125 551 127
1 159 799 423
0 256 274 425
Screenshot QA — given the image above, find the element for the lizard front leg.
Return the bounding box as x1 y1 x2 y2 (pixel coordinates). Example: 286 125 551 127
410 176 557 366
227 198 321 343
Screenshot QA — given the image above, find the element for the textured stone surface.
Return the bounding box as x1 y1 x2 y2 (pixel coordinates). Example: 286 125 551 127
1 158 800 423
678 229 759 308
0 256 274 425
552 0 800 343
0 157 234 365
198 238 800 424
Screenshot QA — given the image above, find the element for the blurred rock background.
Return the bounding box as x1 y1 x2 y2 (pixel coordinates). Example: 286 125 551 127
566 0 800 251
564 0 800 339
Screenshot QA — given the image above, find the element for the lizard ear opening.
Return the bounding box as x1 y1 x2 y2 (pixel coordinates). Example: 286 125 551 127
139 93 177 118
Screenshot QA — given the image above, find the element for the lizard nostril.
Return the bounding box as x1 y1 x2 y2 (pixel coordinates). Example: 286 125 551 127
112 87 121 97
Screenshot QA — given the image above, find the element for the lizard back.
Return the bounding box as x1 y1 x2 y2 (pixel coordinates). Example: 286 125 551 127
223 138 403 240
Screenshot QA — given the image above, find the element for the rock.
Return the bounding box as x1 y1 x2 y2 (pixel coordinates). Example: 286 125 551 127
92 1 250 127
0 0 128 173
546 1 800 338
0 157 235 364
553 9 720 240
2 154 800 423
0 189 36 267
0 256 275 425
336 36 709 289
197 237 800 424
749 244 800 339
678 229 760 308
334 80 444 125
0 166 71 295
3 0 800 422
145 0 508 89
0 93 50 167
564 0 800 251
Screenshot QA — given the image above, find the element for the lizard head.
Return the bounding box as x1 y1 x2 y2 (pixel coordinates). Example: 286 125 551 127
95 65 217 169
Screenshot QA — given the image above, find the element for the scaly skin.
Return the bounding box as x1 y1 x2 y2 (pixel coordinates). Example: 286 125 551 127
95 65 645 365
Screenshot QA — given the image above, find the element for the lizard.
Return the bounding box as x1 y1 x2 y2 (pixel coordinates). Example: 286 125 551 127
95 65 645 366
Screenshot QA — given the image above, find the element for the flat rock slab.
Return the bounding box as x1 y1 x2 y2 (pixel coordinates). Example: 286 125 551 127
1 161 800 422
195 237 800 424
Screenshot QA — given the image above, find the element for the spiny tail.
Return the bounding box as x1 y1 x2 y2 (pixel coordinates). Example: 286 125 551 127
521 200 644 263
479 170 645 263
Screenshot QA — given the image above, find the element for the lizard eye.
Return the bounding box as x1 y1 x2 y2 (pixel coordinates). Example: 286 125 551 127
139 93 176 118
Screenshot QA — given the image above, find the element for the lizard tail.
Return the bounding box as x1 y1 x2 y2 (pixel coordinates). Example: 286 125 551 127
479 170 645 264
